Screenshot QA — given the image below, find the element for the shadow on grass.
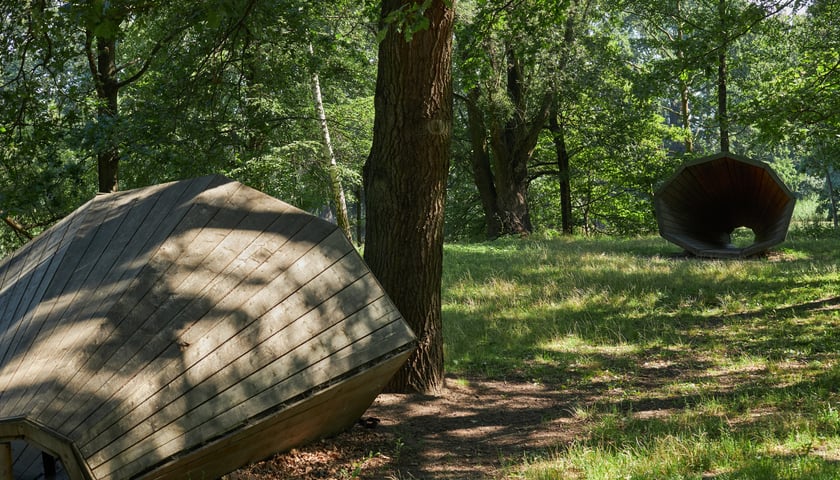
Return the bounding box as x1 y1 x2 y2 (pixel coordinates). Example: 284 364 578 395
422 236 840 478
363 360 840 479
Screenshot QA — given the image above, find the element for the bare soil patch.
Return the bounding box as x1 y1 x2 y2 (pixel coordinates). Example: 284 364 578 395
229 375 591 479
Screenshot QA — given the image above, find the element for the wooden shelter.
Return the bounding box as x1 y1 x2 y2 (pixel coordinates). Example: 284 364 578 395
654 153 796 258
0 175 415 479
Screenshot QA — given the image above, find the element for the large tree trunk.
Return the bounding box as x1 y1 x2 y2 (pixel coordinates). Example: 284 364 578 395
465 88 501 239
490 133 533 236
550 6 578 235
487 49 550 236
364 0 455 395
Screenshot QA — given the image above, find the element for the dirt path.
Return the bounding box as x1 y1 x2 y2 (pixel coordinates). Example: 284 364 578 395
230 375 592 479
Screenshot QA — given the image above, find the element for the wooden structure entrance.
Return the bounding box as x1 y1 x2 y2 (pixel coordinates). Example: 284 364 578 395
0 175 415 479
654 153 796 258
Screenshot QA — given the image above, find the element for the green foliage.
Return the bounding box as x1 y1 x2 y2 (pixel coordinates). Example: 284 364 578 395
379 0 433 43
1 0 838 251
0 0 377 252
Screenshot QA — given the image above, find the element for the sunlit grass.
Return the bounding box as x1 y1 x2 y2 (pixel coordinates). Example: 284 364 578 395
441 233 840 479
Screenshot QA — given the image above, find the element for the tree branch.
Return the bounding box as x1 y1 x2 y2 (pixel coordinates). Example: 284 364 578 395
84 29 104 97
2 214 32 240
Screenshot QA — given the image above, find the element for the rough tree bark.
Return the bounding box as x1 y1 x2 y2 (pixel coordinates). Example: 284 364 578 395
549 2 580 235
364 0 455 395
487 48 551 236
549 110 573 235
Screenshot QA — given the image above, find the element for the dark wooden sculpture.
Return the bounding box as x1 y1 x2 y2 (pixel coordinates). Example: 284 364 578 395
0 175 415 479
654 153 796 258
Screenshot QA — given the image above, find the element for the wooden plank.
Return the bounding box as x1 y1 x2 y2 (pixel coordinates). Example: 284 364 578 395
84 268 387 468
77 226 354 457
0 419 92 480
31 178 267 428
0 443 11 480
131 349 412 480
0 237 49 376
11 441 35 480
0 192 126 376
659 171 704 210
0 207 76 348
68 218 339 445
94 311 410 477
8 179 209 423
4 181 200 419
12 442 46 480
0 175 416 480
42 177 253 434
60 210 324 441
0 204 72 330
0 194 117 413
0 178 215 422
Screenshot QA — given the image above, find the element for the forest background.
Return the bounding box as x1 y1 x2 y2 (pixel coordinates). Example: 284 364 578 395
3 1 840 476
1 0 838 254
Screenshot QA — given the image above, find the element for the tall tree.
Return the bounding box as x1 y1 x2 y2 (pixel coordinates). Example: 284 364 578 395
529 3 673 236
457 0 562 237
309 42 353 241
364 0 456 394
1 1 95 244
78 1 200 192
548 0 586 235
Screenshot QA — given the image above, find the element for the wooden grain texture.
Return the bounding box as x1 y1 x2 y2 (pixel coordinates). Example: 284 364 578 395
39 177 275 429
10 178 210 422
134 349 413 480
0 175 415 480
33 176 225 430
80 230 359 461
73 223 342 451
93 296 400 475
0 199 103 403
654 153 795 258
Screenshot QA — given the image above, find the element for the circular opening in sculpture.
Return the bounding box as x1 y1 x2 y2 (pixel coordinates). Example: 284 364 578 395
730 226 756 249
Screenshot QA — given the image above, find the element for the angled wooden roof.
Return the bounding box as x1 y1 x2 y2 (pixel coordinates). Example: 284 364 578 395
0 175 415 479
654 153 796 258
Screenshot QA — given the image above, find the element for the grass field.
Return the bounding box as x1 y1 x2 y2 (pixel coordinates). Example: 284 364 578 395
441 232 840 479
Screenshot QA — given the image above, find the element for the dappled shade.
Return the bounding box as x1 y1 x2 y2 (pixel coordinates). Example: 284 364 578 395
654 153 796 258
0 175 415 480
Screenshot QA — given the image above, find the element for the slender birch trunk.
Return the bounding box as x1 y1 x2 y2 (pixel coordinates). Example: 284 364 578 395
309 43 352 241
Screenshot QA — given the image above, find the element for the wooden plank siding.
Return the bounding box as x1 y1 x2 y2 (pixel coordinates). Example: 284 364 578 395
654 153 795 258
6 178 218 422
0 175 415 479
136 349 413 480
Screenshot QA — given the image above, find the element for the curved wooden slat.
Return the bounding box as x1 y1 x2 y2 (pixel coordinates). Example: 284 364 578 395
654 153 795 258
